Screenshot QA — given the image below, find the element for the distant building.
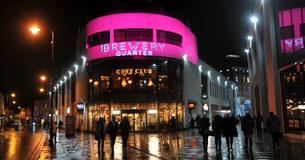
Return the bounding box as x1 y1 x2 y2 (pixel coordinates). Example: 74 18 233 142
33 99 49 125
220 53 250 116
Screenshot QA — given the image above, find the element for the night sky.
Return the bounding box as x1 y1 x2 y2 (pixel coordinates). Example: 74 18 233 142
0 0 253 106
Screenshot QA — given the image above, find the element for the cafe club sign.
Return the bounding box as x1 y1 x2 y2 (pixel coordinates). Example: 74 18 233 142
100 42 166 57
86 13 198 64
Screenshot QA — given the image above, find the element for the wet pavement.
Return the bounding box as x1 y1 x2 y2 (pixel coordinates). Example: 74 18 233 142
0 127 46 160
38 126 305 160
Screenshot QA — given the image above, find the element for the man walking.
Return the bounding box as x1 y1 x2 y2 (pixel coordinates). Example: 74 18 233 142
199 115 210 153
95 117 105 157
256 112 263 132
107 116 119 156
120 116 131 157
267 112 281 150
241 113 255 149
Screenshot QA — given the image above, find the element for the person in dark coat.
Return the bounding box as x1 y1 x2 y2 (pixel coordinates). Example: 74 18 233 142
241 113 255 149
212 115 222 152
95 117 105 156
222 114 238 152
195 114 201 128
107 116 119 156
267 112 281 149
255 112 263 132
190 117 195 129
120 116 131 156
199 115 210 152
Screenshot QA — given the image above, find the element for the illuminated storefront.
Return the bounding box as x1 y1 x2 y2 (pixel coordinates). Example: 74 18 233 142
85 13 197 131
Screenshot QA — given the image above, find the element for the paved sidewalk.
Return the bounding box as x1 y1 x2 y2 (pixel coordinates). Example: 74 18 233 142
38 126 305 160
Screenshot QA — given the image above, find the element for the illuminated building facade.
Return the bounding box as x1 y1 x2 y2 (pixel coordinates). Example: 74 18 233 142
51 1 237 132
249 0 305 137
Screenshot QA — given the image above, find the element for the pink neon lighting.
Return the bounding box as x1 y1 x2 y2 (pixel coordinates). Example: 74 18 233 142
279 8 305 53
86 13 198 64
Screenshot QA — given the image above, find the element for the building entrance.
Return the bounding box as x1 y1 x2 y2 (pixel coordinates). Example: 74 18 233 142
122 109 146 131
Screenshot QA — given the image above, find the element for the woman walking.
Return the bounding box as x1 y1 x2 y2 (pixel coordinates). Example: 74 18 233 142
199 115 210 153
241 113 255 149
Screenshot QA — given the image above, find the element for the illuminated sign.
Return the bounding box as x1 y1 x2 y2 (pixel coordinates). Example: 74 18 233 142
100 42 165 57
86 13 198 64
115 68 153 76
279 7 305 53
188 103 196 110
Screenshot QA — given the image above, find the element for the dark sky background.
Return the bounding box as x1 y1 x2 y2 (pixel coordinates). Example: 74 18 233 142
0 0 253 106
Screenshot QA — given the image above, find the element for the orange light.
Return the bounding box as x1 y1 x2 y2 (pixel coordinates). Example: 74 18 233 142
29 26 40 35
12 101 16 104
39 88 45 93
40 75 47 81
11 93 16 98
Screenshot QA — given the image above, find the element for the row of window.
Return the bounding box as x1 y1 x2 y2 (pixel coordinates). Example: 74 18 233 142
209 82 229 100
280 24 305 39
87 28 182 48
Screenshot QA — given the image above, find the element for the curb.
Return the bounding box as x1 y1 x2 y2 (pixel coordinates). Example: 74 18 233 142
28 131 47 160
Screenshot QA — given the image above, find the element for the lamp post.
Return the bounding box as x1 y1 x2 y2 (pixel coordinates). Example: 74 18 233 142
30 26 55 146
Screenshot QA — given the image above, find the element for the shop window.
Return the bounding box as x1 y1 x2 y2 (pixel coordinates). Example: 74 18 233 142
157 30 182 46
280 25 294 39
87 31 110 47
300 23 305 36
114 28 153 42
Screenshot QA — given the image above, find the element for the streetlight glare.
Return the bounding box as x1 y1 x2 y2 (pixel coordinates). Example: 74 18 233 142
29 26 41 35
39 88 45 93
40 75 47 81
245 49 250 54
11 93 16 98
250 16 258 24
12 101 16 104
247 35 253 41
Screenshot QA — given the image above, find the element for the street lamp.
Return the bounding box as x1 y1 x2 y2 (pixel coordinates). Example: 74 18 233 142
29 25 55 146
40 75 47 82
11 93 16 98
39 88 45 93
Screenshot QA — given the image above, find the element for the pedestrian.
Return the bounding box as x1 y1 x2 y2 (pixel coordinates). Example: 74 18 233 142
58 120 63 130
212 114 222 152
53 121 57 144
256 112 263 132
195 114 201 128
169 116 177 131
267 112 281 149
241 113 255 149
199 115 210 152
120 116 131 157
95 117 105 157
107 116 119 156
190 117 195 129
222 114 238 152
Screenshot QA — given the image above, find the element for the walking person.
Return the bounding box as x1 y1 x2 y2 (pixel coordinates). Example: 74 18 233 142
212 115 222 152
190 117 195 129
267 112 281 150
52 121 57 144
195 114 201 128
120 116 131 157
256 112 263 132
222 114 238 152
199 115 210 153
95 117 105 157
107 116 119 156
241 113 255 149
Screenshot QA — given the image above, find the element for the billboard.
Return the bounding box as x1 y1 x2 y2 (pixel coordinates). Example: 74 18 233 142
86 13 198 64
279 7 305 54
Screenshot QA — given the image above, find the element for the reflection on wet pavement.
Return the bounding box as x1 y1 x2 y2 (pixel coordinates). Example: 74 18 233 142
39 126 305 160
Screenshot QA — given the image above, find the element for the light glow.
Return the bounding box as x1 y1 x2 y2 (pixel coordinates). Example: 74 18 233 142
147 109 157 114
81 56 86 63
198 65 202 72
39 88 44 93
297 105 305 110
111 110 121 115
29 26 41 35
74 64 79 72
247 36 253 41
203 103 209 111
244 49 249 54
250 16 258 24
